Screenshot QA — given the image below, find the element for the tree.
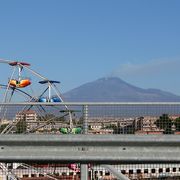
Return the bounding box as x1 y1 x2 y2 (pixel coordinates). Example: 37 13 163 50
16 116 27 134
0 124 8 133
113 123 135 134
155 114 173 134
174 117 180 131
104 124 116 129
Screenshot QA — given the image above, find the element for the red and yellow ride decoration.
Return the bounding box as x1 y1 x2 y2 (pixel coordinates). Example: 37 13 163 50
9 79 31 88
7 61 32 88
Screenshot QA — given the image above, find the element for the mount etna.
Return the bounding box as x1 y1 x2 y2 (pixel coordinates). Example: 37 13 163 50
63 77 180 102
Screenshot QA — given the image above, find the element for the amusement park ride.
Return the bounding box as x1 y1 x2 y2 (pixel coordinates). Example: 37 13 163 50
0 58 81 133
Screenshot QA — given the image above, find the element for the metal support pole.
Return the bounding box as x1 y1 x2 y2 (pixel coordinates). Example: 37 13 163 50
81 105 89 180
83 105 88 134
102 165 130 180
81 164 88 180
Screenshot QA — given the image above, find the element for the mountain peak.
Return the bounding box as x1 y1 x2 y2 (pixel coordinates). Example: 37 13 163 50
97 76 126 83
63 77 180 102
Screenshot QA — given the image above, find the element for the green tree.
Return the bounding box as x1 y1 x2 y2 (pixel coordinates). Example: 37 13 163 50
16 117 27 134
113 124 135 134
0 124 8 133
155 114 173 134
104 124 116 129
174 117 180 131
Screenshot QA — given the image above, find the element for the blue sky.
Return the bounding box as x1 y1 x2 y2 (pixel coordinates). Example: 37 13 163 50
0 0 180 95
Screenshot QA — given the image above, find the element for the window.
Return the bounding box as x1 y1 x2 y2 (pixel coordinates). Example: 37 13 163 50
166 168 170 173
173 168 176 172
62 172 67 176
129 170 133 174
144 169 148 174
151 169 156 173
23 175 29 178
105 171 110 176
159 168 163 173
137 169 141 174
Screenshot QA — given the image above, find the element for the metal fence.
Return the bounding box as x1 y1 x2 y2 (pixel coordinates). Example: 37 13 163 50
0 162 180 180
0 102 180 180
0 102 180 135
0 163 180 180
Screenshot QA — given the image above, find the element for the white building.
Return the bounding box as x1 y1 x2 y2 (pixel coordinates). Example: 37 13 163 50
15 110 37 130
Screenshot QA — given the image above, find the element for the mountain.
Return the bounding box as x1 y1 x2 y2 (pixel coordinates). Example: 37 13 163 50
63 77 180 102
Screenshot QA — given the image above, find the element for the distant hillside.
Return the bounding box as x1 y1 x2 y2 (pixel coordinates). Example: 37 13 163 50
63 77 180 102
